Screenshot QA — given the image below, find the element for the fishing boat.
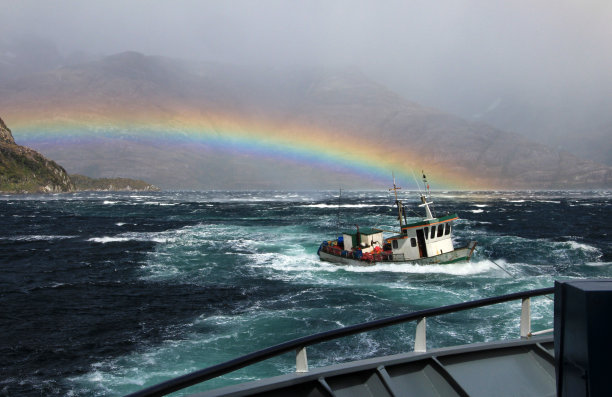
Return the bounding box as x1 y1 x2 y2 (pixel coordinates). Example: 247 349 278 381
318 175 477 266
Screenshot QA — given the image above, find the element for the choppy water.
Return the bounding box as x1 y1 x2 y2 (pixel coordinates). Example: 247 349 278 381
1 190 610 396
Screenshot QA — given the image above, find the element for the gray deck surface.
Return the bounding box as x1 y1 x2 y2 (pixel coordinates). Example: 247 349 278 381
192 335 555 397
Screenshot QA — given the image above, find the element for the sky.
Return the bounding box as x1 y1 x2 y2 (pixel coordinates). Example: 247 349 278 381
2 0 612 159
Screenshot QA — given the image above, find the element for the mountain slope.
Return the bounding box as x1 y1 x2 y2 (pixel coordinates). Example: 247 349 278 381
0 116 75 193
293 71 608 187
0 52 610 189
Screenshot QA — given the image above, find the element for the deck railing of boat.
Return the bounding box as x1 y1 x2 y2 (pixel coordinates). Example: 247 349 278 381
126 286 555 397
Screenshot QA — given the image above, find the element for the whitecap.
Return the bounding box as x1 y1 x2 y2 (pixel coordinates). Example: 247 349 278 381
565 241 600 252
88 230 177 244
4 235 77 241
584 261 612 267
335 260 497 276
254 251 500 278
88 236 131 243
301 203 386 208
250 252 327 275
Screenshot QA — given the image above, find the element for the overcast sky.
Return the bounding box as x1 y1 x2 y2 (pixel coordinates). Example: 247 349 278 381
2 0 612 148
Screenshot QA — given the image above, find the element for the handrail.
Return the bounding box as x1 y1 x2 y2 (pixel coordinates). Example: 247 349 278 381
126 286 554 397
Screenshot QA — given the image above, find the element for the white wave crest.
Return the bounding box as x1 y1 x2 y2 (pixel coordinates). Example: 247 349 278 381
565 241 600 252
87 233 173 244
584 261 612 267
252 250 501 277
88 236 131 243
249 251 327 275
4 235 77 241
301 203 387 208
335 259 497 275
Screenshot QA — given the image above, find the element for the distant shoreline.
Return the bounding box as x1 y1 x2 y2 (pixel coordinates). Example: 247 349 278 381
69 174 160 192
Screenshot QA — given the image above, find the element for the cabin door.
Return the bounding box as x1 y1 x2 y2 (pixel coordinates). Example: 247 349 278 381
416 229 428 258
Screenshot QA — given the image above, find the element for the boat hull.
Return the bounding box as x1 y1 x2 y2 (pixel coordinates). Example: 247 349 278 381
318 241 477 266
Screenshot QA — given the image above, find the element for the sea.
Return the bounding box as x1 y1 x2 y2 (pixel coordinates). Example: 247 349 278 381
1 190 610 396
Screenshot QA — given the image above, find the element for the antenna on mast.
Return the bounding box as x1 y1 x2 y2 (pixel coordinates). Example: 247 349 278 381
418 170 435 219
389 172 404 228
411 170 423 194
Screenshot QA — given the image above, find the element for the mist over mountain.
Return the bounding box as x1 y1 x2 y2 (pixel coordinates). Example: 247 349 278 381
0 36 63 83
1 48 609 189
461 92 612 166
2 1 611 178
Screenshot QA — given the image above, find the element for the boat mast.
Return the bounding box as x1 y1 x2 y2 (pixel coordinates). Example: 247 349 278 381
419 171 435 220
337 187 342 232
389 173 404 228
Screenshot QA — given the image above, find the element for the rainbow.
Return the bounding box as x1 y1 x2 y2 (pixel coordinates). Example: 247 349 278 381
6 109 479 189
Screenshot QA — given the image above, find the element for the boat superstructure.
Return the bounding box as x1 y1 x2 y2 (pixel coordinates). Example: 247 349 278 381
318 176 477 265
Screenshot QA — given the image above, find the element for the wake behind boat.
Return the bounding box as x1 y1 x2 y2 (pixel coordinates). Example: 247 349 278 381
318 175 477 266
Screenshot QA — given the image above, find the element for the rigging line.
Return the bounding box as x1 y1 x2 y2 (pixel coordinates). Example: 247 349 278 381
492 258 514 278
473 250 555 302
474 248 515 278
476 250 554 302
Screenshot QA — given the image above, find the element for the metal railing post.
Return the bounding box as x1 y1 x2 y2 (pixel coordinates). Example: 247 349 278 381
296 347 308 372
520 297 531 338
414 317 427 352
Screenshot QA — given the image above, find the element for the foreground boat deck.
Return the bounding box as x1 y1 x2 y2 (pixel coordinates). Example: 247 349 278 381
127 287 559 397
193 335 555 397
127 280 612 397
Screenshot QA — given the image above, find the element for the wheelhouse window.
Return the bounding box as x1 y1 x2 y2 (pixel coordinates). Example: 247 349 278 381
424 227 429 239
445 223 451 235
392 239 398 249
411 238 416 247
430 226 436 239
437 225 444 237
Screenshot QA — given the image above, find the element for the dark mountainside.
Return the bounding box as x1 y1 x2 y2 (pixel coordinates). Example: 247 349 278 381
0 117 158 193
0 116 75 193
1 51 610 189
